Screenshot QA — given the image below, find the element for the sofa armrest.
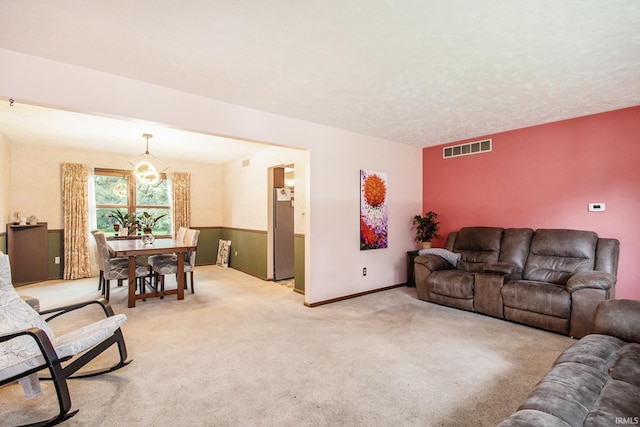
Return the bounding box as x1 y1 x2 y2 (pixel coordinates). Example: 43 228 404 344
414 254 452 272
593 299 640 343
566 271 616 293
483 262 519 275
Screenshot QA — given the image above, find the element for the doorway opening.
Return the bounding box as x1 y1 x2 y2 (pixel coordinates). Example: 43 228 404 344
267 165 295 284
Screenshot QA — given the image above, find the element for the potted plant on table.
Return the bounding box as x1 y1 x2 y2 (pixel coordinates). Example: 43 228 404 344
137 211 167 244
108 210 138 236
413 211 442 249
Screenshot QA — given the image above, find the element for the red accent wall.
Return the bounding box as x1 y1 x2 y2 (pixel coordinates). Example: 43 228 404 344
423 106 640 300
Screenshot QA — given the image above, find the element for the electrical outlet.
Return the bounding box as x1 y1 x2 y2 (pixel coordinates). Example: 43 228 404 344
54 256 60 264
235 251 238 256
363 267 367 276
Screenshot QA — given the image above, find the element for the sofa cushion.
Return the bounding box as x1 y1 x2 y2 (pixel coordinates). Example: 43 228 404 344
428 270 474 299
519 362 610 426
593 299 640 343
609 343 640 388
554 334 624 371
502 281 571 318
584 380 640 427
453 227 504 272
524 229 598 284
498 228 534 271
497 409 572 427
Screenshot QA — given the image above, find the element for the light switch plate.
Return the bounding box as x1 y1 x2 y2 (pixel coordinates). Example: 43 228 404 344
588 203 606 212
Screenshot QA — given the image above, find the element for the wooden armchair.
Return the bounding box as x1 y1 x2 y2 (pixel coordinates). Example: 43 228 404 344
0 252 131 426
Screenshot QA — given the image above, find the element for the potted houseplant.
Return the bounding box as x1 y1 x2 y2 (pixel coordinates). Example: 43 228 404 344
413 211 442 249
108 210 138 236
137 211 167 234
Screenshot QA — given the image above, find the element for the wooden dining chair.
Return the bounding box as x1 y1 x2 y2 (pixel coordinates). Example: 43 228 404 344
92 231 148 300
146 226 188 271
150 229 200 294
91 230 128 292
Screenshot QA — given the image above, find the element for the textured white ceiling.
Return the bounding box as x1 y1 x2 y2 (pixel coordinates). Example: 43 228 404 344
0 102 270 164
0 0 639 154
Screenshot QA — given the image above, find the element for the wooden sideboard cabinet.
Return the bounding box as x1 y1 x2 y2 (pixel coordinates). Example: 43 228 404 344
6 222 48 286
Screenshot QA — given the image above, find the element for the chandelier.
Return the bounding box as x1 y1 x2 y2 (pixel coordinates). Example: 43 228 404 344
127 133 169 192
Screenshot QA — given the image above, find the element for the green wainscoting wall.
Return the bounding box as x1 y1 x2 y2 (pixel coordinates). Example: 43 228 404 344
294 234 305 293
218 227 268 280
5 227 304 292
48 230 64 279
192 227 223 266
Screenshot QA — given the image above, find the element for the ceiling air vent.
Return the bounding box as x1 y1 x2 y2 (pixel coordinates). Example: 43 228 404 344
443 139 492 159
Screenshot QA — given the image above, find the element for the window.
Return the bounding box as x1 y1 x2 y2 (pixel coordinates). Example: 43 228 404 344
94 168 171 236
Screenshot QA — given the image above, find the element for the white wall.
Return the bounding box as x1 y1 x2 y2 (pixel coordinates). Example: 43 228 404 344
0 132 11 226
222 145 307 234
0 48 423 305
10 142 222 229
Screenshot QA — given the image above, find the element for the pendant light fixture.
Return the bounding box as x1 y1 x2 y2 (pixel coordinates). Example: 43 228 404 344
127 133 169 192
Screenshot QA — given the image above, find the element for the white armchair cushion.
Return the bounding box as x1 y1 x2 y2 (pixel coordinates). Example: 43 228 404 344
0 288 56 357
54 314 126 359
0 288 56 383
0 252 13 291
0 286 126 386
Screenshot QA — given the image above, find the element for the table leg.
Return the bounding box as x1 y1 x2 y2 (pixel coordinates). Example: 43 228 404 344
127 256 136 308
177 252 185 300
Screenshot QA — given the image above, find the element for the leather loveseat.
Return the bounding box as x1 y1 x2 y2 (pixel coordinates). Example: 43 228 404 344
414 227 619 338
498 299 640 426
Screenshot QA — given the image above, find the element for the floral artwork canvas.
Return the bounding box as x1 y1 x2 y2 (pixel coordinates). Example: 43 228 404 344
360 170 388 250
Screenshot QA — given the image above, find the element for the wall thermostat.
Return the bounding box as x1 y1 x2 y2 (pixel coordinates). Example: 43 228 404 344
588 203 606 212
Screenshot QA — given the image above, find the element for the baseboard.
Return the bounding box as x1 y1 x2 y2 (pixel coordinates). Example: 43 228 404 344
304 283 405 307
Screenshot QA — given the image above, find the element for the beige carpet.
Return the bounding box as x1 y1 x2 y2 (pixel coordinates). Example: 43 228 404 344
1 266 575 426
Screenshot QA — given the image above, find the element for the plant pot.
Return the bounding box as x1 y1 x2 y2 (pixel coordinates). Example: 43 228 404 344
421 241 432 249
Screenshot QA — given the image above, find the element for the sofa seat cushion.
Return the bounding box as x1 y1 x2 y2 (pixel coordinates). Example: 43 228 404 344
554 334 624 371
428 270 474 299
584 380 640 426
519 362 610 426
609 343 640 388
502 281 571 318
497 409 572 427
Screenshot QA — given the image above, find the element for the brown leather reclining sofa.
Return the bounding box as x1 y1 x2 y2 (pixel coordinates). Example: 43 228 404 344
498 299 640 426
414 227 620 338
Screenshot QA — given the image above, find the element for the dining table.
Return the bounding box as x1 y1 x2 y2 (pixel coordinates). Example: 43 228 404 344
107 238 197 308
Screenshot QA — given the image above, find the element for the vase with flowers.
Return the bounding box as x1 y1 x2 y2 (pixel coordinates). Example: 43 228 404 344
137 211 167 244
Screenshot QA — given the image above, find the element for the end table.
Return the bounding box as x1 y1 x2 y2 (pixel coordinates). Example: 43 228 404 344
406 250 420 287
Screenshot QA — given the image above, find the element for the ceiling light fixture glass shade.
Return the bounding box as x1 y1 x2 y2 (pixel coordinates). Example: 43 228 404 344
127 133 169 192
